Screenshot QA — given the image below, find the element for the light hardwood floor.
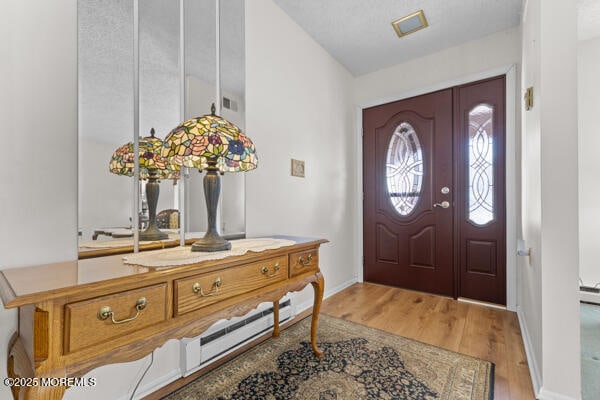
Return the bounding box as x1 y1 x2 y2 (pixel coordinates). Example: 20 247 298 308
321 283 535 400
149 282 535 399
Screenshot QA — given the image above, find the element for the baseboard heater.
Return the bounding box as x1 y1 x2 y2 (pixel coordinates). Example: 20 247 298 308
580 287 600 305
180 299 294 376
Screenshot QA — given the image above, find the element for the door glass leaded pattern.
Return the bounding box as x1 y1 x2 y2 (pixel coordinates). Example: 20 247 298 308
468 104 494 225
386 122 423 216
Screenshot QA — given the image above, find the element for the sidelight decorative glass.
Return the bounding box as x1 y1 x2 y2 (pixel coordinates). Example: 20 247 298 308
386 122 423 216
468 104 494 225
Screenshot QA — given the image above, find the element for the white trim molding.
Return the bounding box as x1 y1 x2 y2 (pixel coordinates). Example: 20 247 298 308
517 305 542 397
538 388 579 400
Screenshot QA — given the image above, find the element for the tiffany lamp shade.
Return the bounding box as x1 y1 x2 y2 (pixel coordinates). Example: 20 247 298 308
109 128 179 241
162 104 258 252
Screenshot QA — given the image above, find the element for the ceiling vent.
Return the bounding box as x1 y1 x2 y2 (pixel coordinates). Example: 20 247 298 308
392 10 428 38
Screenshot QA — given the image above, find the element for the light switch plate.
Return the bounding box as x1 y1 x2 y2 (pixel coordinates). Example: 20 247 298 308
291 159 305 177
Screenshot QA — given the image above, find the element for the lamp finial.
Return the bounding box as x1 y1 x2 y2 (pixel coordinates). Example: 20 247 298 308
211 103 216 115
150 127 155 137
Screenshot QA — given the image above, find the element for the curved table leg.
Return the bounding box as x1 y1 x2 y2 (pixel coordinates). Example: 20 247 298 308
8 334 69 400
310 272 324 357
7 334 34 400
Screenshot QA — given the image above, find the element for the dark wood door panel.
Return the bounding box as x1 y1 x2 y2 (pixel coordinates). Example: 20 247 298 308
363 89 454 297
363 76 507 305
454 76 506 304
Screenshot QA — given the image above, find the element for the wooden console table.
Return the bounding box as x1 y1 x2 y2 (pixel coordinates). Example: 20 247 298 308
0 236 327 400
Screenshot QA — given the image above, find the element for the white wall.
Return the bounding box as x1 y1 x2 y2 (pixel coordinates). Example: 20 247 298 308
354 28 521 106
521 0 581 398
519 0 544 392
538 0 580 397
245 0 358 307
0 2 78 400
578 36 600 289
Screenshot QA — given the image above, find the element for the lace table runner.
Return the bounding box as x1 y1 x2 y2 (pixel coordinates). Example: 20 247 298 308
78 233 180 249
121 237 296 268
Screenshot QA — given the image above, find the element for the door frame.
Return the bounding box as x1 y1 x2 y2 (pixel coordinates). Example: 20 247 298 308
354 64 518 311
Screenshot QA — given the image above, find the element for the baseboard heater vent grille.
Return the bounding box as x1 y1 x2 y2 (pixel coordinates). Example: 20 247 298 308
200 299 292 346
580 286 600 293
181 299 294 376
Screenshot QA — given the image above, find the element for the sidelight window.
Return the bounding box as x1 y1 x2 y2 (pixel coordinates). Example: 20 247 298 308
468 104 495 225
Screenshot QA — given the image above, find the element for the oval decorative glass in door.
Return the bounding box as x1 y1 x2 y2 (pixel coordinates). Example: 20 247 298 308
386 122 423 216
468 104 494 225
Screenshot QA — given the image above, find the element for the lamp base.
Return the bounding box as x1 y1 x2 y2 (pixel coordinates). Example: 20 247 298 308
139 226 168 241
191 233 231 252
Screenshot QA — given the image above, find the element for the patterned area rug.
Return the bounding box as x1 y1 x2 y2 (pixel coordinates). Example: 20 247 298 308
163 315 494 400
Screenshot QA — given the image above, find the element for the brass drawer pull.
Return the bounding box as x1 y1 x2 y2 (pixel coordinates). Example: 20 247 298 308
261 263 281 278
298 254 313 267
97 297 147 325
192 277 223 297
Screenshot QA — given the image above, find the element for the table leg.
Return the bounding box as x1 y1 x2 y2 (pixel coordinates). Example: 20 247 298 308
310 272 324 357
272 300 280 338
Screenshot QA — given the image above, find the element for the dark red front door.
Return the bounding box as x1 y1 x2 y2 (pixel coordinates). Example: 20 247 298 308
455 77 506 304
363 89 454 297
363 76 506 305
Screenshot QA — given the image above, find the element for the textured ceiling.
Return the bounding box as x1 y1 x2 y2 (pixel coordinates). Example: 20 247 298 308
273 0 523 76
272 1 600 76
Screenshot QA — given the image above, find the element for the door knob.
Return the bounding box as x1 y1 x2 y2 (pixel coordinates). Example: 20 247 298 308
433 201 450 209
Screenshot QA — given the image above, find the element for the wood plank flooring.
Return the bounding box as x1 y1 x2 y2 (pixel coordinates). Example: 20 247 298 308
149 282 535 399
321 283 535 400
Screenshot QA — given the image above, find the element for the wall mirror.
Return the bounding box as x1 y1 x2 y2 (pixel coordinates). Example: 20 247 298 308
77 0 246 258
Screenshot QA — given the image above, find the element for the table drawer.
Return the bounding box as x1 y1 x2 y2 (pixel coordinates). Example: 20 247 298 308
289 248 319 277
64 283 168 353
175 256 288 316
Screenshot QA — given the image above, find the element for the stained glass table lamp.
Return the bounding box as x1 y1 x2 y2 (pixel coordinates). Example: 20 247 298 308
109 128 179 241
162 104 258 252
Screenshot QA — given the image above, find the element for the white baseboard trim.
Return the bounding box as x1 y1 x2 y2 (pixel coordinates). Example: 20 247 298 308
294 277 358 315
538 387 579 400
516 305 542 397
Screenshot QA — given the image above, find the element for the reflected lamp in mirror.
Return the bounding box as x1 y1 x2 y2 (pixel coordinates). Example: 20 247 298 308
109 128 179 241
163 104 257 252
